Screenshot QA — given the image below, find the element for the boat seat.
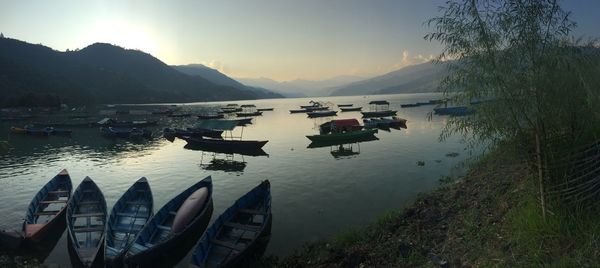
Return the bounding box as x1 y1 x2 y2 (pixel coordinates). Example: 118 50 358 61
73 226 104 232
79 201 100 205
156 225 171 231
126 201 147 205
72 213 105 218
237 208 268 216
48 190 69 194
39 200 68 204
223 221 261 232
34 210 59 216
210 238 244 251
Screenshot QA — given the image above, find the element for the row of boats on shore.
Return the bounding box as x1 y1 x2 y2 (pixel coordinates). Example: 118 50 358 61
0 170 272 268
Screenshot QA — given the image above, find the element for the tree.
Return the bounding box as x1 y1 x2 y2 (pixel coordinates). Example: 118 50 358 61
426 0 600 217
0 33 4 38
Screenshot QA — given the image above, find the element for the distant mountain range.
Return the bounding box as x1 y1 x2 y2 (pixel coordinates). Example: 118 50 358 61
329 61 447 96
237 75 366 97
0 37 281 107
171 64 281 99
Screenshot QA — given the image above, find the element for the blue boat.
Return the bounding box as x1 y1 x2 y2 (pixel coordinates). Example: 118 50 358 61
23 169 72 242
101 127 152 139
190 180 272 268
124 176 214 267
105 178 154 267
66 177 108 268
433 106 475 116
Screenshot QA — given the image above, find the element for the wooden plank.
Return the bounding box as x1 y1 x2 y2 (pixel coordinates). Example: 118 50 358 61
73 226 104 232
237 208 268 216
210 238 244 251
71 213 104 218
34 210 59 216
39 200 67 204
223 221 261 232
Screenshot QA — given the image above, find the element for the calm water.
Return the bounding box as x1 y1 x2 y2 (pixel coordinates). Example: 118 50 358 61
0 93 477 267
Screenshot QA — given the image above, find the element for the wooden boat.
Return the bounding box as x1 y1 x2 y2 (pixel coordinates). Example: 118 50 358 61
307 110 338 118
256 108 274 111
10 126 26 134
101 127 152 139
305 106 329 111
66 177 108 267
190 180 272 268
433 106 474 116
361 110 397 118
337 104 353 107
24 126 53 136
289 109 310 113
23 169 72 242
125 177 214 267
198 114 225 120
363 117 407 129
307 128 378 142
236 111 263 117
182 136 268 151
307 135 379 149
163 128 223 139
235 118 253 125
340 106 362 112
307 119 377 142
400 103 420 108
105 178 153 267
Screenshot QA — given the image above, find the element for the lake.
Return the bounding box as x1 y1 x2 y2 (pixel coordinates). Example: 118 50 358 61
0 93 477 267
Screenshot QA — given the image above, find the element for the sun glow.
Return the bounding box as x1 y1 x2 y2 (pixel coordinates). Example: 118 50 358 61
81 20 159 56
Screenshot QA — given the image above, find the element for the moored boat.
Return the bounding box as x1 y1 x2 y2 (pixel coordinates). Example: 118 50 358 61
190 180 272 268
198 114 225 120
105 178 153 267
361 100 398 118
433 106 474 116
307 119 378 142
257 108 274 111
124 177 214 267
163 127 223 139
66 177 108 268
182 136 268 151
23 169 73 242
101 127 152 139
337 104 353 107
307 110 338 118
10 126 26 134
340 106 362 112
236 111 263 117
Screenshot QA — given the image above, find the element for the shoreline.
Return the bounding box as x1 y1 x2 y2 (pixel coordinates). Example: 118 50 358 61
266 146 531 267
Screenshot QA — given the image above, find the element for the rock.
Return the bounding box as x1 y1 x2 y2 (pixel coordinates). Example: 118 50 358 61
429 252 448 267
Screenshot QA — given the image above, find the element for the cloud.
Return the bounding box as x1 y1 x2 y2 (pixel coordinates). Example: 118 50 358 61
391 50 435 70
201 60 228 74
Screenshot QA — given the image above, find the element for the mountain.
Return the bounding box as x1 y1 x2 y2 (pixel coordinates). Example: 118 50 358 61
172 64 282 99
237 75 366 97
329 61 448 96
0 37 274 107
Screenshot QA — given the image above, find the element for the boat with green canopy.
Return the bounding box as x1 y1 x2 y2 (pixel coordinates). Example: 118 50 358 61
306 119 378 142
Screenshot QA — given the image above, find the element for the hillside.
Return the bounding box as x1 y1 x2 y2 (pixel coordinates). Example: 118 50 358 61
0 37 272 107
329 61 447 96
172 64 282 99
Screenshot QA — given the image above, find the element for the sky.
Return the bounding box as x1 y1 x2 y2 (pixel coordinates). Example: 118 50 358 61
1 0 599 81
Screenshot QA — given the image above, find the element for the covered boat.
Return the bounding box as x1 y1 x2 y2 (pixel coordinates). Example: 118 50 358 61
361 100 398 118
66 177 108 268
23 169 73 242
190 180 272 268
125 177 213 267
307 119 378 142
101 127 152 139
182 120 268 151
105 177 153 267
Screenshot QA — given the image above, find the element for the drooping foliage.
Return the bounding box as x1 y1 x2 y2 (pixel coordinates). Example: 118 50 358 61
427 0 600 211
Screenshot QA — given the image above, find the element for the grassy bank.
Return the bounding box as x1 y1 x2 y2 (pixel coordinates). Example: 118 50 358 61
267 145 600 267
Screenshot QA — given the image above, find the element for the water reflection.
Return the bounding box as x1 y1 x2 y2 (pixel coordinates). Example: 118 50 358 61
185 143 269 173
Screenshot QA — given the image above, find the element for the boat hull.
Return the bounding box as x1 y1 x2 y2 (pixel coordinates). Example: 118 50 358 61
361 110 397 118
306 129 378 142
183 137 268 150
340 107 362 112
